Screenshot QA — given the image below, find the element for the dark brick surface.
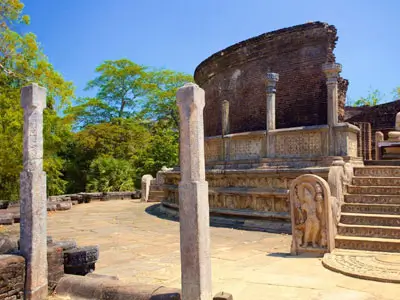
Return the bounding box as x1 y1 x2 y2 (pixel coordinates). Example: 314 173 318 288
194 22 347 136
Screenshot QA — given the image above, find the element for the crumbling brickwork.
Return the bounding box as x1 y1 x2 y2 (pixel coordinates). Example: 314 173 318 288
194 22 348 136
345 100 400 159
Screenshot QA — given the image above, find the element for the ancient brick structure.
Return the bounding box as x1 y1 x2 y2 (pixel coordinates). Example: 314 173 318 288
345 100 400 158
194 22 348 137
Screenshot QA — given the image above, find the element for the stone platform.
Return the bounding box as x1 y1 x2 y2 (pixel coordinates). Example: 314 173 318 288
323 249 400 283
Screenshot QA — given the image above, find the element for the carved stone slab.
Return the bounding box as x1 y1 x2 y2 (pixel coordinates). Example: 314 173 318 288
289 174 335 255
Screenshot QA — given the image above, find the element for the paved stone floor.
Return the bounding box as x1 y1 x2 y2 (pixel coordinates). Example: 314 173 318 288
46 201 400 300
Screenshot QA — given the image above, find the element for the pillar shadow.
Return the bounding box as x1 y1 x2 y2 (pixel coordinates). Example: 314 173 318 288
144 203 292 235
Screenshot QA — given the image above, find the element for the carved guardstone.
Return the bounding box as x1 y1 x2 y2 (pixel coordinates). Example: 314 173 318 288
177 83 212 300
290 174 335 255
20 84 48 300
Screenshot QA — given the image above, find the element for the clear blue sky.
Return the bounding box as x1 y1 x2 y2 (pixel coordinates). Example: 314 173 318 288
23 0 399 103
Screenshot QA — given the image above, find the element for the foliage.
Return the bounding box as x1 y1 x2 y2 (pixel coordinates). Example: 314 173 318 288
134 121 179 180
141 69 193 130
68 59 151 128
353 88 383 107
86 156 135 192
0 0 75 200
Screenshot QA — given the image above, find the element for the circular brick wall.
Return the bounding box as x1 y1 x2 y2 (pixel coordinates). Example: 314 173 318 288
194 22 347 137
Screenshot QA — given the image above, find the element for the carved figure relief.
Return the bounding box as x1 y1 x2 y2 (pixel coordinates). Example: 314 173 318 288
290 174 334 255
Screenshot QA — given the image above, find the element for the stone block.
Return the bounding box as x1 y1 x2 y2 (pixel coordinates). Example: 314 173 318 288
214 292 233 300
0 236 18 254
47 246 64 292
0 213 13 225
53 240 77 251
64 246 99 276
0 255 25 300
56 201 72 211
47 202 57 211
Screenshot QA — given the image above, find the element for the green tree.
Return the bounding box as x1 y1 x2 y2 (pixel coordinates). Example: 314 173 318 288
141 69 193 130
69 59 152 128
63 118 151 193
0 0 75 199
86 156 136 192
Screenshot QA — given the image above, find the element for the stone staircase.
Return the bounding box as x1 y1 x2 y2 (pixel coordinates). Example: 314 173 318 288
335 166 400 253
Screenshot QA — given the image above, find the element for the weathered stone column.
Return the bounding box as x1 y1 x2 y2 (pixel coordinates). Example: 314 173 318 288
266 73 279 131
221 100 230 136
322 63 342 127
323 63 342 156
266 73 279 157
20 83 48 300
177 83 212 300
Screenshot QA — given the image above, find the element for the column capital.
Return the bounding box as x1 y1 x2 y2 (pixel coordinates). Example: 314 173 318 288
322 63 342 83
266 72 279 94
21 83 47 110
177 82 205 111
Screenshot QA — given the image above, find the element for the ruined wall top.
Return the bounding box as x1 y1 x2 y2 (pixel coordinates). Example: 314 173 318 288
194 22 348 137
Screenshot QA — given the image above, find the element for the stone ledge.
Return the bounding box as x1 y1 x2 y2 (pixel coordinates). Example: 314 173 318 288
54 274 181 299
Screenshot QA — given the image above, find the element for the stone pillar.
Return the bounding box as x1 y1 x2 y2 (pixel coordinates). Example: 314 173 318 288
323 63 342 155
20 83 48 300
177 83 212 300
375 131 384 160
266 73 279 131
322 63 342 126
221 100 230 136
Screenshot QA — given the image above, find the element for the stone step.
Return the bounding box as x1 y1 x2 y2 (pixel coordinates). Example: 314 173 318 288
364 160 400 166
342 203 400 215
354 166 400 177
340 212 400 227
338 223 400 239
335 235 400 253
347 185 400 195
352 176 400 186
345 194 400 204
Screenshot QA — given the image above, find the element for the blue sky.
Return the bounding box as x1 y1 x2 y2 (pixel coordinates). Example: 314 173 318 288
23 0 399 103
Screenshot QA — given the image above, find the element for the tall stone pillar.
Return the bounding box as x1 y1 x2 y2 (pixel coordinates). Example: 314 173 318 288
177 83 212 300
221 100 230 136
322 63 342 127
20 83 48 300
266 73 279 131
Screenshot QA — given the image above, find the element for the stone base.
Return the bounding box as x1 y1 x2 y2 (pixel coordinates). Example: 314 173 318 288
24 284 48 300
161 202 291 233
323 249 400 283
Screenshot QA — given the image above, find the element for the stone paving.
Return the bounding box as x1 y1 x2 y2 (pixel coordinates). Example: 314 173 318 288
45 200 400 300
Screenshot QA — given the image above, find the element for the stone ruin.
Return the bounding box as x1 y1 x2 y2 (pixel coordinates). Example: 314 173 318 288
160 21 400 267
162 22 361 234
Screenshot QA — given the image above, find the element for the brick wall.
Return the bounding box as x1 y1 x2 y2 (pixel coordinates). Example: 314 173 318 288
345 100 400 159
194 22 348 137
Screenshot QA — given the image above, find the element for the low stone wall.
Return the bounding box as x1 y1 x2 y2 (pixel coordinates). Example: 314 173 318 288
163 167 330 231
204 123 360 168
0 255 25 300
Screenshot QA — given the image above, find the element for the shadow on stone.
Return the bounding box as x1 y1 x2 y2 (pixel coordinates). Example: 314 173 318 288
145 203 292 235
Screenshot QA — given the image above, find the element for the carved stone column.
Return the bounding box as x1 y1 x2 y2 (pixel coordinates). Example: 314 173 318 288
323 63 342 155
221 100 230 136
221 100 230 161
266 73 279 131
266 73 279 157
177 83 212 300
20 83 48 300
